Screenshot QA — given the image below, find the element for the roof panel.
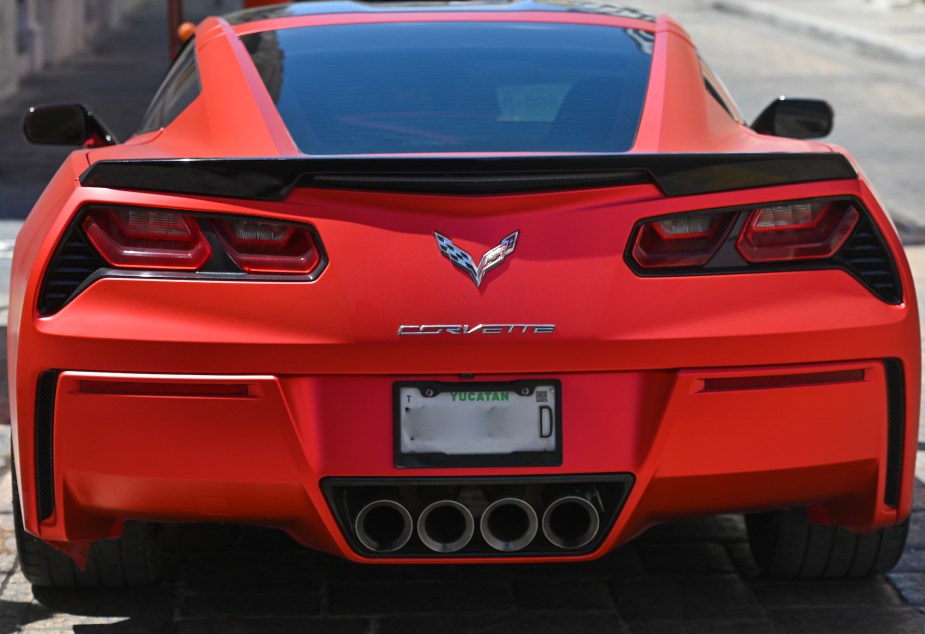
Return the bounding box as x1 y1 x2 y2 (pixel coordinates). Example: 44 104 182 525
224 0 656 25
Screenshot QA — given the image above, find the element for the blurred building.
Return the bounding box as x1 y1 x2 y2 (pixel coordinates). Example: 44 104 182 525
0 0 134 101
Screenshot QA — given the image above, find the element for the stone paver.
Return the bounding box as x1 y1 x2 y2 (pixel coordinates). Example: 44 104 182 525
0 470 920 633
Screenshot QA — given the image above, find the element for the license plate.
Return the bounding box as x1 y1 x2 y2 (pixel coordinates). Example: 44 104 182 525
394 380 562 468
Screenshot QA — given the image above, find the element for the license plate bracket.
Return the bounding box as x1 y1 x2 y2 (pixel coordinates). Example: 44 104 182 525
394 380 562 468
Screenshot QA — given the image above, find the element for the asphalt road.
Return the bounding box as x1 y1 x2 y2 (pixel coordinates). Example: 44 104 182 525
1 1 925 632
645 0 925 231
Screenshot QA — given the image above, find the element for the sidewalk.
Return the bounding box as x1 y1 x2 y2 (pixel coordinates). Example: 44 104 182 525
712 0 925 63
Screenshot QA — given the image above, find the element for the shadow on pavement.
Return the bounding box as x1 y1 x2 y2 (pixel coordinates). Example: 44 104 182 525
7 512 923 633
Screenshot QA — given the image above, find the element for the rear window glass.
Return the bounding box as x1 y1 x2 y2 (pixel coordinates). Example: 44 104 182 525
241 22 653 154
138 41 201 134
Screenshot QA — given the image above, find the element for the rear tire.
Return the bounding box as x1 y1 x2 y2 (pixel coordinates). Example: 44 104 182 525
745 508 908 579
12 462 162 588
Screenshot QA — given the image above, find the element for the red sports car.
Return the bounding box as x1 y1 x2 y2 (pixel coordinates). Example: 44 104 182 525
10 0 919 587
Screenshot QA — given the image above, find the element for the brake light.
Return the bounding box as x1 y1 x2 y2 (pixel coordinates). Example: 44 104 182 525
82 206 211 270
212 218 320 274
737 201 859 263
632 211 735 268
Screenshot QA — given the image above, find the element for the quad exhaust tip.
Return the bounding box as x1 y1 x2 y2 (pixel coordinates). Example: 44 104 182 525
480 497 539 552
542 495 600 550
354 499 413 553
417 500 476 553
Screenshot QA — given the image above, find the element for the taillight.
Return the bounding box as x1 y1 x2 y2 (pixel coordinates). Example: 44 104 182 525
38 205 328 314
79 205 324 276
82 206 211 270
631 211 735 268
631 199 862 270
737 201 859 263
212 218 320 274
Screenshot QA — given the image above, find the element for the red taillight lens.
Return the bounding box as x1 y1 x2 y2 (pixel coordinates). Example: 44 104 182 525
737 201 859 263
82 206 211 270
212 218 320 274
632 211 735 268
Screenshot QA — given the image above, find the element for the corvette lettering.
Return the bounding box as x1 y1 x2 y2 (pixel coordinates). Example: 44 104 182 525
398 324 556 335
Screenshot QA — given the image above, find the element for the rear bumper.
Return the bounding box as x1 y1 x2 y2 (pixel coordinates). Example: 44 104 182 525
20 358 910 563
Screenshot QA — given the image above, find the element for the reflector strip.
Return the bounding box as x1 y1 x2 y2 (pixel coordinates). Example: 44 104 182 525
79 381 250 398
702 369 865 392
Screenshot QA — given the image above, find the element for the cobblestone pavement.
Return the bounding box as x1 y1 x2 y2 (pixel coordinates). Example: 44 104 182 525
0 452 921 634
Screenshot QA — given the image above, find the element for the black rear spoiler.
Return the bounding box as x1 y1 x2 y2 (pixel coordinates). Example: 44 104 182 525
79 153 857 200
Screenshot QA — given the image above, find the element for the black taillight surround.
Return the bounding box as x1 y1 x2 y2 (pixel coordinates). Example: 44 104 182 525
37 205 328 316
624 196 903 305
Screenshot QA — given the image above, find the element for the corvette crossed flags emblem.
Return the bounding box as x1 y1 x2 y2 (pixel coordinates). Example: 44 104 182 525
434 231 519 288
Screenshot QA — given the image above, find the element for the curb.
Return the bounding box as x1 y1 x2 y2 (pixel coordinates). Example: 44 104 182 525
711 0 925 64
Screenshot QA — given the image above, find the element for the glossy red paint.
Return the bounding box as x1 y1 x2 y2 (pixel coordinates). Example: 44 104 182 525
9 5 919 567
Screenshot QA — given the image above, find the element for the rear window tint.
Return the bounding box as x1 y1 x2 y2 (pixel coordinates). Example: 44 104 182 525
241 22 652 154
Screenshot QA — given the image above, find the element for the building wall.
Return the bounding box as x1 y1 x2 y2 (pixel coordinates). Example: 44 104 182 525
0 0 132 102
0 2 18 102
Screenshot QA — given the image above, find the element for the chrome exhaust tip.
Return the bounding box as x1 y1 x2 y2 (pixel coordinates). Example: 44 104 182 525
417 500 475 553
354 499 413 553
542 495 600 550
480 497 538 552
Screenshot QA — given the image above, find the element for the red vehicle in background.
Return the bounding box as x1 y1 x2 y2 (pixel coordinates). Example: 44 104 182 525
10 0 918 587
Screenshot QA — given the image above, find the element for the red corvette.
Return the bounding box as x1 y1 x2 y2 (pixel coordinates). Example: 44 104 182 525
10 0 919 586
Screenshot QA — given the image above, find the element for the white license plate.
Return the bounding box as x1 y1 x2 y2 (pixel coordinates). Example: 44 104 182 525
397 383 558 460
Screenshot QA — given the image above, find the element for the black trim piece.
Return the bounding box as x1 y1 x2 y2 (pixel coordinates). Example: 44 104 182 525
833 213 903 305
884 359 905 508
35 370 59 522
308 171 650 195
322 474 634 559
394 380 563 468
79 153 857 200
624 196 904 305
38 226 106 316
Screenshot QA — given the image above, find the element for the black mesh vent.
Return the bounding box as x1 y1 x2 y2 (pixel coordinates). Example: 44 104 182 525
884 359 905 508
37 227 106 315
35 370 60 521
835 215 903 305
38 227 106 315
